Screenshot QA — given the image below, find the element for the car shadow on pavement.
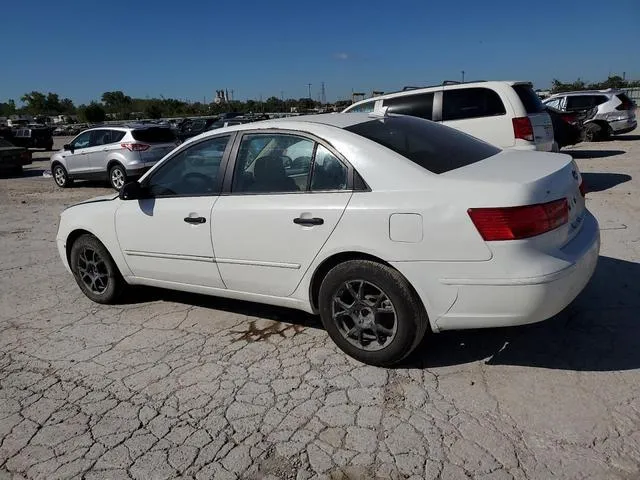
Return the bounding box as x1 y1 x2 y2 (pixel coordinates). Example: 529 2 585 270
581 172 632 192
406 256 640 372
613 135 640 141
0 168 46 179
568 150 626 159
122 287 323 330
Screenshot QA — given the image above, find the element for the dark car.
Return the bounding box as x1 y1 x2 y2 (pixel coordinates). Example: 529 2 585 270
174 117 219 141
0 138 32 176
545 106 594 149
11 126 54 150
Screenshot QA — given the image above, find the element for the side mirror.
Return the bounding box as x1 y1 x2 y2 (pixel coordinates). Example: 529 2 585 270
63 143 74 152
119 181 146 200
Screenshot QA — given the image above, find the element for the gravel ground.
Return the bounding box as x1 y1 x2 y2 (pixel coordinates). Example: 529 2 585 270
0 130 639 479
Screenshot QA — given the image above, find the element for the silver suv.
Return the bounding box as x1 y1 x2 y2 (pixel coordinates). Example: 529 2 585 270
543 90 637 141
50 124 179 189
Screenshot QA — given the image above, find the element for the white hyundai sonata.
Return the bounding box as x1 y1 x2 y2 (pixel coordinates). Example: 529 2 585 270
56 112 600 366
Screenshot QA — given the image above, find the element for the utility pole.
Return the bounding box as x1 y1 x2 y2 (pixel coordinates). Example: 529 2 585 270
307 83 312 99
321 82 326 105
461 70 465 83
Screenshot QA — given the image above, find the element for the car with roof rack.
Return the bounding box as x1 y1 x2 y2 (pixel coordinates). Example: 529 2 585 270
50 123 179 190
343 81 554 151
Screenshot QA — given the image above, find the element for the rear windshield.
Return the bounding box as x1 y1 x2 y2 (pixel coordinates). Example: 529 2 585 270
513 84 545 113
131 127 176 143
345 116 500 174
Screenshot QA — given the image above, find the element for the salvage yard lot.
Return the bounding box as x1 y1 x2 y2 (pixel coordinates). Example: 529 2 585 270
1 130 639 479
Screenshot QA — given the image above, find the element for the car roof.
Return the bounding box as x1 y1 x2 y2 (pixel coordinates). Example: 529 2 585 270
346 81 530 108
199 113 374 134
82 123 171 132
548 89 619 97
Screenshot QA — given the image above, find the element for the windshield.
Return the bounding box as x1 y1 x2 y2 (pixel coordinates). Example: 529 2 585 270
345 116 500 174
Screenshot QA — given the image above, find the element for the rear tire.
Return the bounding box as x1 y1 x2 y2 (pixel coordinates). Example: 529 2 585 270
318 260 429 366
70 234 125 304
109 164 127 190
52 163 72 188
584 123 602 142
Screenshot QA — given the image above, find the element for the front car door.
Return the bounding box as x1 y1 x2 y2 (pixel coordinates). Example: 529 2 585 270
114 134 233 288
64 131 92 174
212 131 353 297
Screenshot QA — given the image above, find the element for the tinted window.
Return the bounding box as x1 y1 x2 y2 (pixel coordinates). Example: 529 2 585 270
383 93 434 120
311 145 348 191
347 101 375 113
90 130 111 146
233 134 314 193
566 95 608 110
513 84 544 113
111 130 126 143
442 88 506 121
345 116 500 174
132 127 176 143
146 136 229 196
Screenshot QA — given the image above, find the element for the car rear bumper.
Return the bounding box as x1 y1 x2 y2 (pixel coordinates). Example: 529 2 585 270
392 211 600 332
610 118 637 134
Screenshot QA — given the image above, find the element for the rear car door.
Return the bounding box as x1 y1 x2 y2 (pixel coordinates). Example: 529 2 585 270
115 134 233 287
212 132 353 297
441 87 511 147
64 131 92 174
86 129 126 172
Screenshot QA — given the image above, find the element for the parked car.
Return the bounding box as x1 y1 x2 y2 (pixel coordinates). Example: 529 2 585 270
50 124 179 190
11 125 54 150
56 113 599 366
543 90 637 141
175 117 219 141
343 81 555 151
545 106 591 149
0 138 32 176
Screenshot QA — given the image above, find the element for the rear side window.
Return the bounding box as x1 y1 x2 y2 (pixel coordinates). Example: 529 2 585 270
383 93 434 120
132 127 176 143
442 88 506 121
346 116 500 174
513 84 545 113
346 101 375 113
566 95 608 110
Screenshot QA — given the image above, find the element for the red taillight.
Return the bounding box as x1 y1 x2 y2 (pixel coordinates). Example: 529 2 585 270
615 101 633 111
468 199 568 241
579 180 587 197
512 117 534 141
561 113 578 125
120 142 150 152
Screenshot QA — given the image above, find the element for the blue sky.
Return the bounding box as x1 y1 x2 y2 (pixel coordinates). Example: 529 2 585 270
3 0 639 105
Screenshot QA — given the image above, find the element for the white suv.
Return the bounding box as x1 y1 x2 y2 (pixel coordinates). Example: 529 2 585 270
51 124 179 190
343 81 554 151
543 90 637 141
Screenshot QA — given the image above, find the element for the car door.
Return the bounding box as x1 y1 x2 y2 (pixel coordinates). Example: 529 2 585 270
212 132 353 297
64 131 92 174
86 129 126 173
114 134 233 288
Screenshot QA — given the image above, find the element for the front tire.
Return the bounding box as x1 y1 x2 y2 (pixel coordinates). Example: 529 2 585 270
52 163 72 188
318 260 429 366
109 164 127 190
70 234 125 304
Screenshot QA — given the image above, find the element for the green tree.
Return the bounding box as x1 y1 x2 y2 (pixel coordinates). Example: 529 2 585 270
20 91 47 114
0 99 17 117
59 98 76 115
79 102 106 123
144 103 163 119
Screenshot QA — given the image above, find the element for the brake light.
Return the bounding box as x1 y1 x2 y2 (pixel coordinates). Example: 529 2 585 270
468 199 568 241
579 180 587 197
561 113 578 125
120 142 150 152
512 117 534 141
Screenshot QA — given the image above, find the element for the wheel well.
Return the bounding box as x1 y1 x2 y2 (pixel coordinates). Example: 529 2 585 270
107 160 124 173
309 252 393 311
65 229 93 265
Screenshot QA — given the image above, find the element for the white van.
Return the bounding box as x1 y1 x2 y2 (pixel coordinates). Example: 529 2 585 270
343 81 554 151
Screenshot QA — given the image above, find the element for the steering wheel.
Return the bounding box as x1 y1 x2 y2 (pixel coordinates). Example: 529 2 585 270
182 172 212 193
281 155 293 169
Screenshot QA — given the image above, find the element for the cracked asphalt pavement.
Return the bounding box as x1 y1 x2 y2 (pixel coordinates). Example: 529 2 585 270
1 131 639 479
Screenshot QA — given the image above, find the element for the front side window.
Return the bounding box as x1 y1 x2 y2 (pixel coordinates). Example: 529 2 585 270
346 101 375 113
383 93 434 120
311 145 348 191
232 134 314 193
442 88 506 121
72 131 91 149
145 135 230 197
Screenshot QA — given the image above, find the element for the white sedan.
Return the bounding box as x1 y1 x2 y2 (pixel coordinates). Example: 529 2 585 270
56 113 600 366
